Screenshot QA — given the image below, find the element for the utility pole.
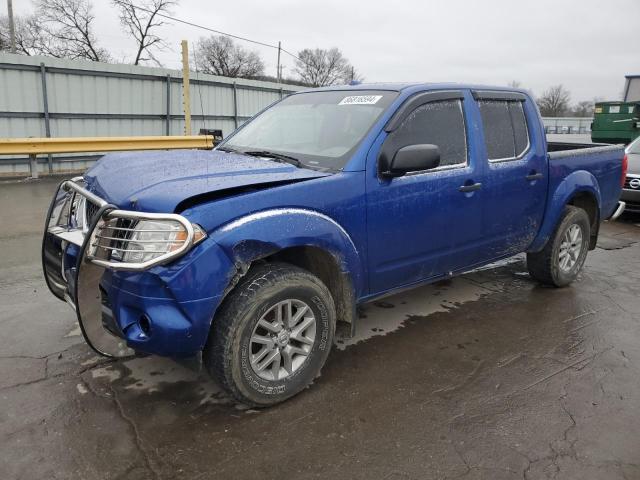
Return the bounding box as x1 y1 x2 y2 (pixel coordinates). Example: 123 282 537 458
276 41 281 83
181 40 191 136
7 0 16 54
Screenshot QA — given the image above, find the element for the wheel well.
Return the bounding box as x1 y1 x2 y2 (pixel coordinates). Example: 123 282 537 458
567 192 599 249
262 246 356 332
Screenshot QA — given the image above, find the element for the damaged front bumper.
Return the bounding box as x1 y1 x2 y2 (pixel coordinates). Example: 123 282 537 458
42 178 229 358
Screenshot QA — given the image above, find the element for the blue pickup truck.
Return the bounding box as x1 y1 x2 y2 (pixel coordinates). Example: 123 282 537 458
43 83 626 406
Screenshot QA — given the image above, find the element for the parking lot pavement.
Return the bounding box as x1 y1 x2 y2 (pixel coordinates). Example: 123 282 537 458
1 177 640 480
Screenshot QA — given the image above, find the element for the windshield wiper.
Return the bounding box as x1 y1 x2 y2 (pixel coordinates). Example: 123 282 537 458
216 146 238 153
243 150 303 168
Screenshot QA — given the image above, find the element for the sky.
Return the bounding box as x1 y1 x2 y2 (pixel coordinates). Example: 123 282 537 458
5 0 640 103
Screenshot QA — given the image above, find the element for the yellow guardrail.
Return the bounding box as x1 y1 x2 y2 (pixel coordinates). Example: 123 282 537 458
0 135 214 156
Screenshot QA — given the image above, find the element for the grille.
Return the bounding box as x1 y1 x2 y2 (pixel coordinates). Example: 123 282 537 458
85 201 101 226
625 176 640 190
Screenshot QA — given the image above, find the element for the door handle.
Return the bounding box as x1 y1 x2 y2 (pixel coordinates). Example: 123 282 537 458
458 182 482 192
526 172 544 181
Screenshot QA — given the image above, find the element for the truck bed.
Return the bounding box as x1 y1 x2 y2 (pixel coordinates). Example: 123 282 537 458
547 142 625 218
547 141 623 154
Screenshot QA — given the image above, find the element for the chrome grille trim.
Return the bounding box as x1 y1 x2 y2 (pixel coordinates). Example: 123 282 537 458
91 245 171 254
624 174 640 190
94 235 182 243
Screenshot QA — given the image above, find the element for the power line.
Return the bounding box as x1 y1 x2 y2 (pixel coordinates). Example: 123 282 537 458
133 5 304 64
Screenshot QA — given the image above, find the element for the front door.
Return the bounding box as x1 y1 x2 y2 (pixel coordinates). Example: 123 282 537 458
366 90 485 295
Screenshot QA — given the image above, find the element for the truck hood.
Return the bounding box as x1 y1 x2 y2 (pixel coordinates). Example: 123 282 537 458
83 149 331 213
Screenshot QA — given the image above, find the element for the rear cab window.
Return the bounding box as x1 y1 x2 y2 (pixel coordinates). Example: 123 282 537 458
476 92 530 161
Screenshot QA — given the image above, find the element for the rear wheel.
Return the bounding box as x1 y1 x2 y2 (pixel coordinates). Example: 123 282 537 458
204 262 335 407
527 206 591 287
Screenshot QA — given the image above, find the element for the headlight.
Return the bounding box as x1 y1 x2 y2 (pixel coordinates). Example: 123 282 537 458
90 214 207 267
88 211 207 270
103 219 206 264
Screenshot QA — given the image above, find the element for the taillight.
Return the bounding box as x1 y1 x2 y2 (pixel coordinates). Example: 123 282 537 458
622 154 628 187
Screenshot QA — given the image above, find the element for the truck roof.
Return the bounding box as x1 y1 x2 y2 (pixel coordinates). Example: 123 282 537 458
305 82 529 95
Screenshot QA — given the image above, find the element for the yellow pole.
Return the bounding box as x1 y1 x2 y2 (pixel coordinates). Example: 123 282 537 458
181 40 192 136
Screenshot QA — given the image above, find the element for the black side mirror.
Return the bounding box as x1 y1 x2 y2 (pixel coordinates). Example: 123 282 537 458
382 144 441 178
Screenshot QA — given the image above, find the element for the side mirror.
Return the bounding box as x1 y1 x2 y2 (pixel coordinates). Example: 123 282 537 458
382 144 441 178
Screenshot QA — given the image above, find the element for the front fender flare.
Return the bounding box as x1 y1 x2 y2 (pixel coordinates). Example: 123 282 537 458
210 208 364 297
528 170 601 252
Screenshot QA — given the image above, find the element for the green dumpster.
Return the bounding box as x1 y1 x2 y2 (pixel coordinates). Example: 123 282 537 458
591 101 640 144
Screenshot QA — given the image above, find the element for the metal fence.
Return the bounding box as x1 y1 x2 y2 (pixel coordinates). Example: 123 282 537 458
541 117 593 134
0 53 304 175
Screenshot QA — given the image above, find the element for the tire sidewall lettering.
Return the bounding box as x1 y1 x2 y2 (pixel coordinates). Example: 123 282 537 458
238 287 331 396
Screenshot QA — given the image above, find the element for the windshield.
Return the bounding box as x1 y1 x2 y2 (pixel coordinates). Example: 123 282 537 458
221 90 398 170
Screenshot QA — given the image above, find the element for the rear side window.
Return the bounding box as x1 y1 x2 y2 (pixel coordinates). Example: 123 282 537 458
509 102 529 155
389 99 467 168
479 100 530 161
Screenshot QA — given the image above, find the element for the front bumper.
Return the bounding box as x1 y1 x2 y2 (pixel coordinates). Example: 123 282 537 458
621 188 640 213
42 179 232 358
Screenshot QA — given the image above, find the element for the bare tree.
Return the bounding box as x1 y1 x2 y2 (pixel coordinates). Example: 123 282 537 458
34 0 110 61
508 80 522 88
572 100 594 117
1 14 64 57
294 47 358 87
194 35 265 78
111 0 176 66
537 84 571 117
0 17 8 52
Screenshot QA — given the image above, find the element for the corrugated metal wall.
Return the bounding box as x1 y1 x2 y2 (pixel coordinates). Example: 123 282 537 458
0 53 304 175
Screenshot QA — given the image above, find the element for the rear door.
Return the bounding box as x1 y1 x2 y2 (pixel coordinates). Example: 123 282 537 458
366 90 485 294
473 91 548 258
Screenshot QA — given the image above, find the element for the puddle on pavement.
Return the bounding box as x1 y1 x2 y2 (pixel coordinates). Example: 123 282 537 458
90 356 231 405
334 257 522 350
335 277 497 349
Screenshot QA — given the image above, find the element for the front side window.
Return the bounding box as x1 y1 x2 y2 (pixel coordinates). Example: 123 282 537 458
386 99 468 168
479 100 530 161
221 90 398 171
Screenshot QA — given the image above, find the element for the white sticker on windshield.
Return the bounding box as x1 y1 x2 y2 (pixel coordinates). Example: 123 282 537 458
339 95 383 106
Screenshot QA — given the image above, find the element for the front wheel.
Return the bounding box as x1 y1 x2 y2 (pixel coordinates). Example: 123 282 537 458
527 205 591 287
204 262 335 407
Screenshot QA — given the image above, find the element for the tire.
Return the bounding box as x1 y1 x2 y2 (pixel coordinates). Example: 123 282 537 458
203 262 336 407
527 205 591 287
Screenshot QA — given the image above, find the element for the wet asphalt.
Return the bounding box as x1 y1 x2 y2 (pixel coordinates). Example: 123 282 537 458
1 177 640 480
